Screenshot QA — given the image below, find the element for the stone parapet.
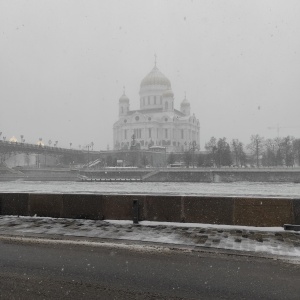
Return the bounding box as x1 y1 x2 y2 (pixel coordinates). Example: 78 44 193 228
0 193 299 227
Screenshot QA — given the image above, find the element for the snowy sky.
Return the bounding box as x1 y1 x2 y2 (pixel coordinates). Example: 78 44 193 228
1 0 299 150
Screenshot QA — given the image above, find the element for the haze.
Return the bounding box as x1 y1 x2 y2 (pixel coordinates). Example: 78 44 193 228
1 0 299 150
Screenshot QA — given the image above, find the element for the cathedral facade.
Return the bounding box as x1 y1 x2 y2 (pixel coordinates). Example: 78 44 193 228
113 62 200 153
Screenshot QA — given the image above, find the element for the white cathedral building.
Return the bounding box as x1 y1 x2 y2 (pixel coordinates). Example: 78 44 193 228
113 62 200 153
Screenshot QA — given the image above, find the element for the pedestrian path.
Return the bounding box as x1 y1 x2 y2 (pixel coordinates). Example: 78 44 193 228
0 216 299 262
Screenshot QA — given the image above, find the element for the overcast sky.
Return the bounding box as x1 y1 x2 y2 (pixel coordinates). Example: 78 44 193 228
1 0 299 150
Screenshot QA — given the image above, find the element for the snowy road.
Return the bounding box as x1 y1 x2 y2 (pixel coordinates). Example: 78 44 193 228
1 216 300 298
0 236 300 299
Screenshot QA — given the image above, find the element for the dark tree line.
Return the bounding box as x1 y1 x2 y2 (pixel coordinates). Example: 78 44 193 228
200 135 300 168
204 137 235 167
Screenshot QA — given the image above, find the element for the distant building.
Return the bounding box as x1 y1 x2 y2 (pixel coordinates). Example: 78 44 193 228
113 61 200 152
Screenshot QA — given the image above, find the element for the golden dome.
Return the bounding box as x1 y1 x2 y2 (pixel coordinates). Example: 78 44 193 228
181 95 190 106
119 93 129 102
9 136 18 143
140 66 171 88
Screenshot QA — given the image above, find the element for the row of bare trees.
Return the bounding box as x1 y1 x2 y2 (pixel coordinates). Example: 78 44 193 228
247 135 300 167
204 135 300 168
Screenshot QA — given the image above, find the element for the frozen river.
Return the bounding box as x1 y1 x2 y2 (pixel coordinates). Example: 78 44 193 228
0 181 300 197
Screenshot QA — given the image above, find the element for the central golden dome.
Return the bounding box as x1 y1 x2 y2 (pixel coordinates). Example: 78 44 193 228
140 66 171 88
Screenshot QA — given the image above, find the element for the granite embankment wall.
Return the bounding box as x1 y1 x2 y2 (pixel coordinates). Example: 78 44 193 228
20 169 79 181
80 170 149 180
2 168 300 182
0 193 299 227
144 169 300 183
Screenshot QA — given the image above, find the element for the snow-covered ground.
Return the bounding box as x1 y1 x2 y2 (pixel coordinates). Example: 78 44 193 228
0 216 299 263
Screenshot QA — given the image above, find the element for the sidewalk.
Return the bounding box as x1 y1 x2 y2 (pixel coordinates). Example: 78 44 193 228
0 215 299 262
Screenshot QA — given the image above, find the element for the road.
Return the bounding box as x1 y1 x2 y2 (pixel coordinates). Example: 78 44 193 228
0 237 299 299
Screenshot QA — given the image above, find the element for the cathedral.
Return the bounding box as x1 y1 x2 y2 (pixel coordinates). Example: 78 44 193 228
113 61 200 153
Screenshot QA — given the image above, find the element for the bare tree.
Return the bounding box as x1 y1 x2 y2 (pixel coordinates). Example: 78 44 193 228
216 138 232 167
231 139 246 167
205 137 217 167
280 136 294 167
293 139 300 166
262 139 276 167
168 152 176 165
247 134 264 167
183 150 192 168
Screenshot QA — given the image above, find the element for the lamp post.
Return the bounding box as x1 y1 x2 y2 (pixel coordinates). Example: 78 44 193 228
212 146 217 168
87 144 90 168
0 132 2 163
38 138 42 168
189 140 197 168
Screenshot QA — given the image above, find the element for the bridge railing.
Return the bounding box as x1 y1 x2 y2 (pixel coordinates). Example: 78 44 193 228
0 140 88 155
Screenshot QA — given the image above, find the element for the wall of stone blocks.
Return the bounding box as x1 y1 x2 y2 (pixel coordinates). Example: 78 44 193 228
0 193 299 227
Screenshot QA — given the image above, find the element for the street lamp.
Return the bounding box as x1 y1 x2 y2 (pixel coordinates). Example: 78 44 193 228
189 140 197 168
87 144 90 168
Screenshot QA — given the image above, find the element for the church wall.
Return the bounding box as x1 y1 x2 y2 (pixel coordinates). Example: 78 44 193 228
139 86 165 110
114 118 200 153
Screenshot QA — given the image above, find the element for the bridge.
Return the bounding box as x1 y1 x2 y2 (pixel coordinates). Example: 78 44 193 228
0 140 98 166
0 140 86 155
0 140 166 168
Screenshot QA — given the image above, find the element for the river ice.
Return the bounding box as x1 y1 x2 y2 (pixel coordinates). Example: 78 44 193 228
0 181 300 197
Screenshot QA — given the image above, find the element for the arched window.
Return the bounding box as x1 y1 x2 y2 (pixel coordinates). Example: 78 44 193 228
121 107 123 114
165 102 168 110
